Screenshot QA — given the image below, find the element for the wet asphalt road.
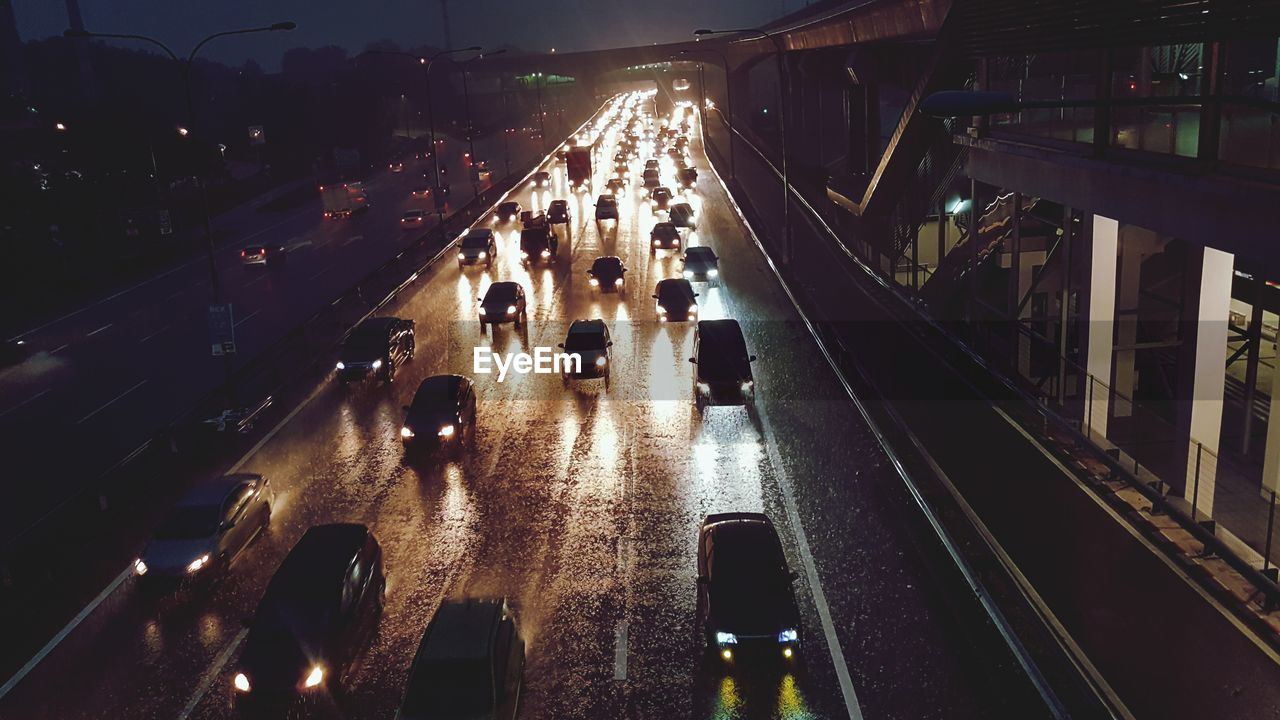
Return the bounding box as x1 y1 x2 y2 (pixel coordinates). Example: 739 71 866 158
0 100 1046 719
0 130 541 534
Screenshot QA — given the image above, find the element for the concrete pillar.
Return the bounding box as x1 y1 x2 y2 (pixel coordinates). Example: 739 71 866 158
1085 215 1120 439
1177 246 1234 517
1113 225 1159 417
1262 343 1280 496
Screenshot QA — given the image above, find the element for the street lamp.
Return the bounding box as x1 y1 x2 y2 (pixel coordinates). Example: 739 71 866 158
534 72 547 153
64 21 295 406
678 48 734 180
460 49 507 199
694 27 791 262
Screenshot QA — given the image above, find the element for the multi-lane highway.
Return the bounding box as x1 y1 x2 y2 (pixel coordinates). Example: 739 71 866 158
0 128 542 534
0 94 1049 719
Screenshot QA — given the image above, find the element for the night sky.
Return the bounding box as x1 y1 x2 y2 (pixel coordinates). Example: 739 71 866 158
14 0 793 70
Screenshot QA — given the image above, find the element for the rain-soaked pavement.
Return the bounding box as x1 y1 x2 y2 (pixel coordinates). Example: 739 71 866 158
0 97 1048 719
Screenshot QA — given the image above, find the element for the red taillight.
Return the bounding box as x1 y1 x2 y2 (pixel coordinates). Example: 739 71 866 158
240 250 246 256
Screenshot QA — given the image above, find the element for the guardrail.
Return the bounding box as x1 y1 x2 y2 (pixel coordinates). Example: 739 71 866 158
0 95 620 600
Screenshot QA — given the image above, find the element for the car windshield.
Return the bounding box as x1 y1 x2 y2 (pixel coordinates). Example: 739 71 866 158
686 248 716 263
401 660 492 716
484 285 517 303
498 202 518 213
711 530 785 588
592 259 621 274
345 327 386 353
659 283 691 305
404 212 423 218
153 504 220 539
564 329 606 353
461 234 489 248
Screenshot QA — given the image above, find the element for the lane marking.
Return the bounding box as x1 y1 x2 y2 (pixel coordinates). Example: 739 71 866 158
339 235 364 247
76 380 147 425
140 324 172 344
613 621 629 681
176 628 248 720
308 267 331 282
86 324 112 338
0 567 132 700
49 344 69 355
233 309 261 328
0 388 51 420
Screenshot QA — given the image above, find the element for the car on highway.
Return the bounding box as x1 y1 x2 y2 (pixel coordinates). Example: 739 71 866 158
606 178 627 197
690 319 756 408
594 195 619 222
532 171 551 188
401 375 478 452
641 170 661 195
613 163 630 180
240 244 286 268
478 281 528 332
233 524 385 714
495 201 522 223
397 598 525 720
614 151 628 164
411 186 433 199
587 256 627 293
649 187 674 211
519 225 558 265
389 161 405 173
133 473 273 588
520 210 546 228
669 202 697 229
644 158 660 171
653 278 698 322
650 222 682 253
336 317 415 384
401 210 428 229
0 339 31 367
678 167 698 190
681 246 720 285
559 319 612 387
458 228 497 268
547 199 572 224
696 513 800 664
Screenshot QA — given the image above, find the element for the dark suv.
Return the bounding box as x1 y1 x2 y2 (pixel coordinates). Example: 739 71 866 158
696 513 800 665
650 222 681 253
547 199 572 224
233 524 385 715
559 319 612 387
397 599 525 720
336 317 415 384
401 375 478 453
587 256 627 293
690 319 756 408
519 225 558 265
478 281 528 332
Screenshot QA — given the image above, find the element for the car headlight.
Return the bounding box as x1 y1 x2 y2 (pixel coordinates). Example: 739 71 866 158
589 278 598 286
506 305 517 315
653 239 661 246
303 666 324 689
777 628 798 643
614 278 623 286
541 250 551 258
697 382 711 393
438 424 455 438
187 554 211 573
707 269 719 278
477 251 486 259
683 270 693 278
400 426 415 438
458 252 466 260
371 360 383 370
335 361 345 370
715 632 738 645
520 251 528 259
478 306 486 315
595 356 607 367
134 559 148 576
233 673 251 693
688 305 698 314
741 380 754 393
656 305 667 314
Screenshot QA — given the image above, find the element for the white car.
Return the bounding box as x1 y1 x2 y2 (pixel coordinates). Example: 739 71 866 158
401 210 427 229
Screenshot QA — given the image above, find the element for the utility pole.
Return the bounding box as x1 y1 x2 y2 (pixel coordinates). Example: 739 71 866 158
438 0 453 51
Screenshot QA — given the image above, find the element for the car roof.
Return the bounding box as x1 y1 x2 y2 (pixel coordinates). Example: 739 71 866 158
176 473 261 507
549 199 568 207
498 200 519 208
697 319 747 349
592 256 622 268
416 599 505 662
568 318 606 335
352 317 402 337
673 203 693 212
263 523 370 601
413 374 468 404
404 210 425 216
484 282 519 299
464 228 493 238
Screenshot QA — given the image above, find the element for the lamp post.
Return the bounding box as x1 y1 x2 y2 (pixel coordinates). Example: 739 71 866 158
534 72 547 153
460 49 507 199
679 47 735 180
694 27 790 262
64 21 296 406
360 46 481 226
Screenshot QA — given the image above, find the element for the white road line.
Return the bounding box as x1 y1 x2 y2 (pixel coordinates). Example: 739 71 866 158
233 309 261 328
308 267 331 282
76 380 148 425
339 235 364 247
758 404 864 720
140 324 172 343
86 324 112 338
0 567 132 700
0 388 51 420
613 620 629 681
49 344 69 355
176 628 248 720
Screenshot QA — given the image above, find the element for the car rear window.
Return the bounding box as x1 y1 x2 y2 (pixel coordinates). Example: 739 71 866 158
402 660 491 715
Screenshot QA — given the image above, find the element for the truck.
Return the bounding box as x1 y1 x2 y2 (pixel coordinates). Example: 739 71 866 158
566 146 593 193
320 182 369 219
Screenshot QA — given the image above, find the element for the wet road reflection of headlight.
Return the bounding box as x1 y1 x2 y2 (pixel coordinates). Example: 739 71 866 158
233 673 251 692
